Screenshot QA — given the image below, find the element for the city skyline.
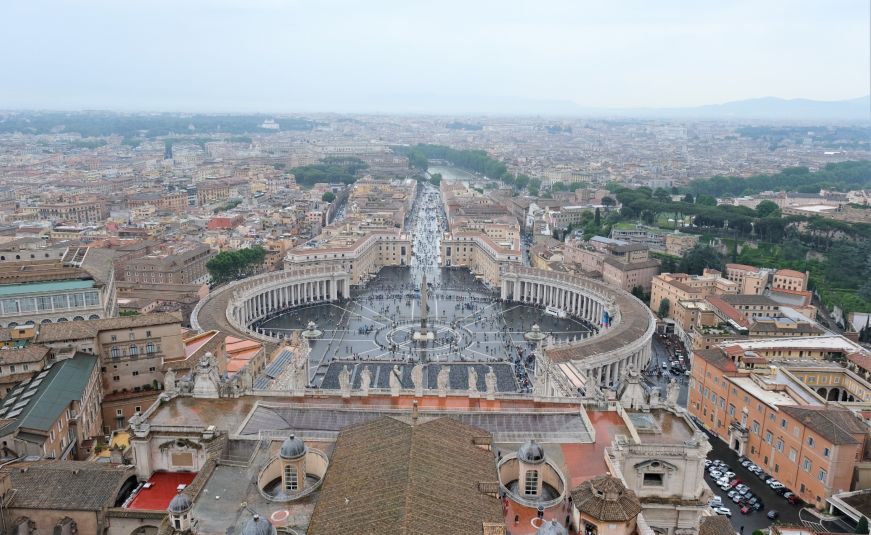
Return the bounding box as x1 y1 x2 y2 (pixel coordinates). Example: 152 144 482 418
1 0 868 114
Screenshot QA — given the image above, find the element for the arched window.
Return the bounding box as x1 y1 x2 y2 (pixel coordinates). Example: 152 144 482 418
284 465 299 492
146 342 155 354
111 346 120 358
129 345 138 357
524 470 539 495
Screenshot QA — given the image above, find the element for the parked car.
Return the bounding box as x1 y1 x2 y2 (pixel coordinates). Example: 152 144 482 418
752 501 764 511
723 472 736 479
741 505 752 515
767 510 779 520
710 496 723 507
714 507 732 517
736 484 749 493
787 495 802 506
710 471 723 479
741 460 753 467
769 481 785 490
732 495 743 503
704 460 712 467
729 479 740 488
727 490 738 499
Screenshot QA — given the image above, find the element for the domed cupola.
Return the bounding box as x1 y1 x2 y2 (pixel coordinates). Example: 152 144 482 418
518 440 546 464
241 514 277 535
279 434 306 460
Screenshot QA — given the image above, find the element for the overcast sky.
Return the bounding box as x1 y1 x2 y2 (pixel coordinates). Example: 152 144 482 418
1 0 868 113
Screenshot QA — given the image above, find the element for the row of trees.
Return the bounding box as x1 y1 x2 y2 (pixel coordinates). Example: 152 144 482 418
206 246 267 286
290 157 368 187
687 160 870 197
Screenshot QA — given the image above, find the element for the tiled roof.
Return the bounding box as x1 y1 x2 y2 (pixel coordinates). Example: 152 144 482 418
0 353 97 435
4 460 134 511
35 312 182 343
0 344 50 365
693 349 737 373
307 416 502 535
779 406 866 445
720 294 779 306
570 475 641 522
699 515 736 535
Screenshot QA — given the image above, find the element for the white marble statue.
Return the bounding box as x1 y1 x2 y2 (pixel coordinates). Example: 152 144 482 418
411 363 424 396
164 368 177 394
339 365 351 398
360 366 372 396
666 378 680 407
467 366 478 393
485 366 497 400
389 364 402 396
437 366 450 397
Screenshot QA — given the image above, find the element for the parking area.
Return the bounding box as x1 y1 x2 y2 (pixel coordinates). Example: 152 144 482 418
705 435 802 533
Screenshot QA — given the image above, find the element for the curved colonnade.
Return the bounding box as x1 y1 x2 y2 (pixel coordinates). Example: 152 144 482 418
501 266 656 395
192 266 350 344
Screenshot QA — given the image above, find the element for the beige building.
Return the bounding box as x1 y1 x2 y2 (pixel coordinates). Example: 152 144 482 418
650 270 738 321
440 231 522 288
34 313 186 433
725 263 770 295
664 232 700 256
123 243 216 286
773 269 808 292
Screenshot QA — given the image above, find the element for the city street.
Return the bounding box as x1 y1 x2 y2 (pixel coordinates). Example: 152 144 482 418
645 334 689 407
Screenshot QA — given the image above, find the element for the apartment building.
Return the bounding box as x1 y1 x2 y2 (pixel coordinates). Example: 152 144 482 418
123 243 215 285
725 263 770 295
773 269 809 292
33 313 186 432
0 353 102 460
689 346 869 508
285 229 411 286
650 270 738 323
37 198 107 224
440 231 521 288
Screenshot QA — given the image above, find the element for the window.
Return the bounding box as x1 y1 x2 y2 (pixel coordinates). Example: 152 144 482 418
116 409 123 416
823 447 830 458
129 345 139 357
135 406 141 412
146 330 152 337
111 346 120 358
803 458 812 471
818 469 827 482
113 375 120 381
728 404 735 417
752 421 760 434
789 448 797 462
146 342 155 354
807 436 815 448
643 473 664 486
776 439 784 452
111 335 117 342
149 366 156 372
132 371 139 376
765 431 773 444
284 465 299 491
780 418 787 429
524 470 539 495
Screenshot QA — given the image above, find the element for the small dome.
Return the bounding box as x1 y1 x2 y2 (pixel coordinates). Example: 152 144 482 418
279 434 306 460
518 440 545 464
167 491 192 513
241 514 277 535
537 520 569 535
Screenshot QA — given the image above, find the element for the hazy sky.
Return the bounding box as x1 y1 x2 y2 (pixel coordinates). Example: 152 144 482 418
1 0 868 113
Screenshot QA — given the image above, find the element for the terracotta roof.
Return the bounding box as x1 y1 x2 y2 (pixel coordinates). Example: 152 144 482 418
706 295 750 328
699 515 736 535
775 269 806 278
778 406 866 445
0 344 49 365
4 461 134 511
307 416 502 535
693 349 738 373
35 312 182 343
570 475 641 522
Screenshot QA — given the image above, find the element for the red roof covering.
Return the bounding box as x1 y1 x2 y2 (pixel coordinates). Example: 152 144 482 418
127 471 197 511
706 295 750 328
848 352 871 373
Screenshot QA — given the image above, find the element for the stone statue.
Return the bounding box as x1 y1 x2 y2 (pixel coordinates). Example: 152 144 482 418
649 386 661 406
485 366 497 400
339 365 351 398
389 364 402 397
290 346 309 391
192 351 221 399
666 378 680 407
437 366 450 397
360 366 372 396
587 374 604 401
467 366 478 393
411 363 424 396
164 368 177 394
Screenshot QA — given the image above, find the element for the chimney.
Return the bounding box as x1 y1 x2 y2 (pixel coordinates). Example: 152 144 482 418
411 400 419 424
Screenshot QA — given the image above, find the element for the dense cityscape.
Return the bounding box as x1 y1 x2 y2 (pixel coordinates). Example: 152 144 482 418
0 1 870 535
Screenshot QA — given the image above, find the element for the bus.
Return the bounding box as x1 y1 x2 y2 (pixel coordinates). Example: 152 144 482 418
544 306 567 319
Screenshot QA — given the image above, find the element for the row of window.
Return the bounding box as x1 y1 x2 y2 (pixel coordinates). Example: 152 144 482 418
110 343 157 358
0 292 100 314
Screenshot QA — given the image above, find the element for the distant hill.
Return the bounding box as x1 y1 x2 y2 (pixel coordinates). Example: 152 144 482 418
632 95 871 121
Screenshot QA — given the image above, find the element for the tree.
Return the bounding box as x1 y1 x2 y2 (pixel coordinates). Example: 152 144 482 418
678 244 725 275
658 298 671 318
321 191 336 203
755 200 780 218
601 196 616 207
514 174 530 190
696 194 718 206
653 188 671 202
528 187 539 197
594 207 601 226
552 181 566 192
856 516 868 535
682 193 694 204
